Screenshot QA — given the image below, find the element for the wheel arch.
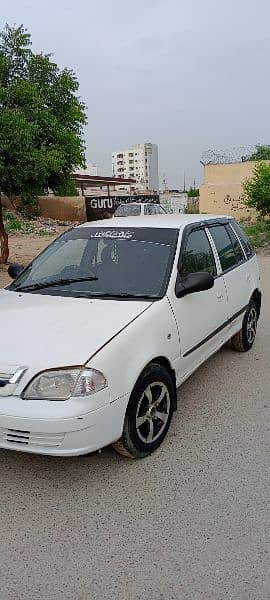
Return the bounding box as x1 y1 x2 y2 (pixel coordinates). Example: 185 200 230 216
251 288 262 319
140 356 177 411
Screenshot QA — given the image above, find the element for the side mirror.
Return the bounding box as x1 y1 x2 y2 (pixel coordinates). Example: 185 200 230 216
8 263 24 280
175 272 214 298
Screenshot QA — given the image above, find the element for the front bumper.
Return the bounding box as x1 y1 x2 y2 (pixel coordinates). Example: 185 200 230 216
0 393 129 456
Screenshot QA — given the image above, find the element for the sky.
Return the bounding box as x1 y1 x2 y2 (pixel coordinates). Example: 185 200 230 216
2 0 270 188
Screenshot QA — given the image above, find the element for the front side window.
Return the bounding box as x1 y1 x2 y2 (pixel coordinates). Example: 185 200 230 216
9 227 179 300
180 229 217 278
209 225 238 272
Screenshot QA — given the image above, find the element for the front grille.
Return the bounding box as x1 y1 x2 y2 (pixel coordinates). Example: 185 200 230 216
0 428 64 449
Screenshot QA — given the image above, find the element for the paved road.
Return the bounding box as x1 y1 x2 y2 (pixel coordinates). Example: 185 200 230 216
1 257 269 600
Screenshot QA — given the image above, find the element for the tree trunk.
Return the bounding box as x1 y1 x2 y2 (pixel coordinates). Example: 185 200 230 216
0 198 9 264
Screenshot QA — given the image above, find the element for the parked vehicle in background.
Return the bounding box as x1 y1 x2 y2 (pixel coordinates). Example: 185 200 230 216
0 215 261 459
113 202 166 217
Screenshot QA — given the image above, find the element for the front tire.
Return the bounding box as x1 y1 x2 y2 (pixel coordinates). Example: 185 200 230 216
113 364 174 459
231 300 258 352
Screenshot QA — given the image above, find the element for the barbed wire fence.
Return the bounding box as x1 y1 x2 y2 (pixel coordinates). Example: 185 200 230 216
201 146 257 165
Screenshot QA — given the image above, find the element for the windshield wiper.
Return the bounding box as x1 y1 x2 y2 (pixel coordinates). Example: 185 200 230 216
16 276 99 292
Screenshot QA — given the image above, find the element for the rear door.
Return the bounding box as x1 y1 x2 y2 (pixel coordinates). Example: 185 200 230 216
207 222 249 336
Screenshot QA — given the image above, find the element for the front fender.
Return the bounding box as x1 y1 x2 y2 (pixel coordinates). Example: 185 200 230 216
87 297 180 403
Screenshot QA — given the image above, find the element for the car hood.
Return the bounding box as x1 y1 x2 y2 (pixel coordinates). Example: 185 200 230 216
0 289 151 370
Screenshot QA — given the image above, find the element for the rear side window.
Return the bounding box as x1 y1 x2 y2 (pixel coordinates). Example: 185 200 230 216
209 225 237 272
227 226 245 263
144 205 156 215
145 204 165 215
114 204 141 217
230 221 254 259
180 229 216 278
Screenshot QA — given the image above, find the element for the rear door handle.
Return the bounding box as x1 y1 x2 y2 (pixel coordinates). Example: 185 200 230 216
247 273 251 282
217 294 223 302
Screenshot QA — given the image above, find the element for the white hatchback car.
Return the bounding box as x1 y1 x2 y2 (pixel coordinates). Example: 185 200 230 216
0 215 261 459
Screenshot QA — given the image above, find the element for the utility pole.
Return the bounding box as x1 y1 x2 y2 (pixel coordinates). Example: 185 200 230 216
162 173 168 192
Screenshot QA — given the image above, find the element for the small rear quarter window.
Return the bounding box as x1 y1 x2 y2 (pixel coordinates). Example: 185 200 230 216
208 225 237 272
230 221 254 259
227 225 245 263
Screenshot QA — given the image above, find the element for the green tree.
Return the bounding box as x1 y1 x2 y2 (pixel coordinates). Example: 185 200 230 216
248 145 270 161
188 187 199 198
243 162 270 216
0 24 87 263
53 174 79 197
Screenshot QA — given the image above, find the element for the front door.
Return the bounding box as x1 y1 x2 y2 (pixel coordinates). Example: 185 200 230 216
169 226 228 381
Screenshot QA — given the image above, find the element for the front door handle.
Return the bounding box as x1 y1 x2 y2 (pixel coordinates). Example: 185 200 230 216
217 294 223 302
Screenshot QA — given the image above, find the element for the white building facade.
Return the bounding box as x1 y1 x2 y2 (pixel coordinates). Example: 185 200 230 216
159 191 188 214
112 143 159 192
75 163 98 177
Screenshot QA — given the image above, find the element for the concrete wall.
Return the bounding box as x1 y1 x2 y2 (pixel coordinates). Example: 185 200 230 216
160 192 188 214
38 196 86 222
199 161 267 221
3 196 86 222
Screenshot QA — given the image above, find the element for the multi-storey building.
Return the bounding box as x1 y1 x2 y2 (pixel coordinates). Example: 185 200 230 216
112 143 159 192
75 163 98 177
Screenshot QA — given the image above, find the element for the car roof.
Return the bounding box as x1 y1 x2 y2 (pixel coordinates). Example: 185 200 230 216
79 214 232 230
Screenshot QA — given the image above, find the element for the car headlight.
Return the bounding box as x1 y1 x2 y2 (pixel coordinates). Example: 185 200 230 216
22 368 107 401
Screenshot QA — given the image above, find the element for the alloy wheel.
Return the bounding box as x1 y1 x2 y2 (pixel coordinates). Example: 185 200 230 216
135 382 171 444
247 306 257 344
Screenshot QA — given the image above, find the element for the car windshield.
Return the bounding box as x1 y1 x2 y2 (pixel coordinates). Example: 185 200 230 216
114 204 141 217
9 227 179 299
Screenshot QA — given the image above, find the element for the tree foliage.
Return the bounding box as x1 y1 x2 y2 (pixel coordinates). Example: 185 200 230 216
243 162 270 217
248 145 270 161
187 187 199 198
0 24 87 262
54 174 79 197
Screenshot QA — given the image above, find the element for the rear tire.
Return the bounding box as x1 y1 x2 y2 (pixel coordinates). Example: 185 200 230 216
113 364 174 459
231 300 258 352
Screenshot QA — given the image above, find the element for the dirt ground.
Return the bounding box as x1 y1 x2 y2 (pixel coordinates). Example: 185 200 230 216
0 232 61 288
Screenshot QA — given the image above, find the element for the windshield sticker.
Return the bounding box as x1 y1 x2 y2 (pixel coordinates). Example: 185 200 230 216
91 230 135 240
66 227 179 247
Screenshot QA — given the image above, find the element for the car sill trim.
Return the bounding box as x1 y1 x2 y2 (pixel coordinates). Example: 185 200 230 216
183 305 248 358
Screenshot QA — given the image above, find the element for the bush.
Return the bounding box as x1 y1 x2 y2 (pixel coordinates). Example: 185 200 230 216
243 162 270 217
3 210 35 233
185 205 200 214
243 220 270 248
